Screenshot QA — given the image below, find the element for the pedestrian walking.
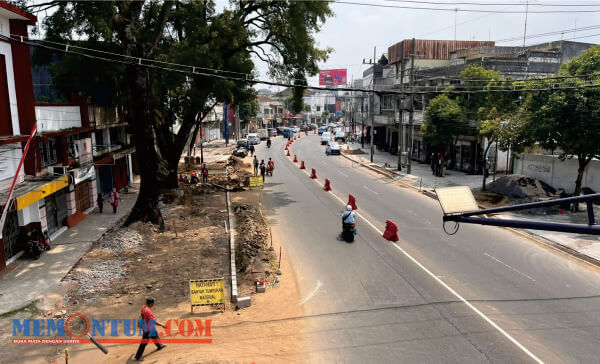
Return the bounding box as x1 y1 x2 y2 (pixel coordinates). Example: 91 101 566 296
108 188 119 214
202 164 209 183
134 297 167 361
253 156 259 176
249 144 255 157
260 160 266 182
430 152 436 175
96 193 104 213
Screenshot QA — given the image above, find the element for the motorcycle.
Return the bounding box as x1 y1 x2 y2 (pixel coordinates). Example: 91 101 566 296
341 220 357 242
266 139 271 148
26 230 50 259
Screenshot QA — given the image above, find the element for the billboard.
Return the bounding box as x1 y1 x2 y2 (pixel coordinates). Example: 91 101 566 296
319 69 347 86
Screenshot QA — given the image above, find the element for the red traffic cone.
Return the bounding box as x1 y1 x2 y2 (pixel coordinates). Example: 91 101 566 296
305 131 308 136
298 134 301 138
310 168 317 179
285 145 288 150
293 154 298 163
323 178 332 191
348 194 358 210
286 149 291 156
314 130 317 134
300 160 306 169
383 220 399 242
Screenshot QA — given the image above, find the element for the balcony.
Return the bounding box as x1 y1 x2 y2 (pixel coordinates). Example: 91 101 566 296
35 105 82 132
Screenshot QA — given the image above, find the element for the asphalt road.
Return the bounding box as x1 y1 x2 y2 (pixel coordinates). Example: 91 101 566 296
255 134 600 363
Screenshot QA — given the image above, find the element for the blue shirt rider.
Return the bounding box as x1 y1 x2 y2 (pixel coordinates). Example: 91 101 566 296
342 205 355 224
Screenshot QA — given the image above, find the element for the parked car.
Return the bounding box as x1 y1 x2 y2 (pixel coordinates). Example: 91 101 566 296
326 141 341 155
320 131 331 145
247 133 260 145
334 130 345 142
283 127 294 138
292 126 300 133
233 146 248 157
317 127 328 135
268 128 277 137
300 125 311 132
237 139 249 148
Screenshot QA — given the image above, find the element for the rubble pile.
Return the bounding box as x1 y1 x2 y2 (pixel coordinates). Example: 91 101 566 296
97 228 142 255
489 174 556 199
71 260 127 304
234 204 269 273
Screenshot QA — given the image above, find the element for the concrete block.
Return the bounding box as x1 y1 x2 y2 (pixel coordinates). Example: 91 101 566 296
236 296 251 309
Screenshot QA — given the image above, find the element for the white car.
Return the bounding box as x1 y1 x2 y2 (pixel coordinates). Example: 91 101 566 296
292 127 300 133
326 141 341 155
320 131 331 145
247 133 260 145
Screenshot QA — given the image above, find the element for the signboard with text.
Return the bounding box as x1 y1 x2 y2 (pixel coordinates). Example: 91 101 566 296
249 176 264 187
190 278 225 308
319 69 347 86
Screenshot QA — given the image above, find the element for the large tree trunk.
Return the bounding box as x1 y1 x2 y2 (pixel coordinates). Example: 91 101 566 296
481 141 493 191
572 155 591 212
124 66 165 230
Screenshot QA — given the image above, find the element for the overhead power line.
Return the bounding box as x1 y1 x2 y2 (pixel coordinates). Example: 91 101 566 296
7 34 600 95
334 1 600 13
381 0 600 7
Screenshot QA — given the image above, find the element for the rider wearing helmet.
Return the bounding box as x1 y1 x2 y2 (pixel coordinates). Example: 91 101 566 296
342 205 355 225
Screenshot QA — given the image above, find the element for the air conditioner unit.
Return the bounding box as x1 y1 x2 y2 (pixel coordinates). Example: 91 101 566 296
48 166 68 176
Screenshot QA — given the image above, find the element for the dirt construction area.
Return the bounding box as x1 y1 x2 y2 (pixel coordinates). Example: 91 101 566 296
0 154 307 363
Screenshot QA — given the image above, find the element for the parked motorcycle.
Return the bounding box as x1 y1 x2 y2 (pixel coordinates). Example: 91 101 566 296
26 230 50 259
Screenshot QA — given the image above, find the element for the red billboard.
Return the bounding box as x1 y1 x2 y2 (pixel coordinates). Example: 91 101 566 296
319 69 347 86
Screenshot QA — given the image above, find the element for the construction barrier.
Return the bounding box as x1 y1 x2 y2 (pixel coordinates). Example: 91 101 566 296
293 154 298 163
310 168 317 179
348 194 358 210
323 178 332 191
383 220 399 242
300 160 306 169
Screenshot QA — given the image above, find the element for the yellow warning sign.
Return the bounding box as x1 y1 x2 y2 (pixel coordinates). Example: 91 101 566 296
190 278 225 307
249 176 264 187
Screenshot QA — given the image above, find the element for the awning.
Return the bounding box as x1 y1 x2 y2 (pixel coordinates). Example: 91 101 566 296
15 176 69 211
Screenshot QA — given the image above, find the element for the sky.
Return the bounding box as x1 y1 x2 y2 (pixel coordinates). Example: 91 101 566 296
27 0 600 91
243 0 600 91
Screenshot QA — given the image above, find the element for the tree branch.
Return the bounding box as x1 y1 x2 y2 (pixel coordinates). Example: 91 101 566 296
148 1 173 57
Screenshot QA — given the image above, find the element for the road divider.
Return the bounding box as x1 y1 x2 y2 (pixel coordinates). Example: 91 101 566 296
383 220 399 242
324 178 332 191
348 194 358 210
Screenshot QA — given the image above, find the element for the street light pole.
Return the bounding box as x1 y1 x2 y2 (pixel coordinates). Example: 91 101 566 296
407 38 415 175
371 46 376 163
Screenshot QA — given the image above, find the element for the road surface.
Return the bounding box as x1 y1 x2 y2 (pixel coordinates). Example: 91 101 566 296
255 134 600 363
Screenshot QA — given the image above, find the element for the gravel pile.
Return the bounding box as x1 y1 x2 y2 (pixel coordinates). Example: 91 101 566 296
489 174 556 199
97 228 142 254
72 260 127 304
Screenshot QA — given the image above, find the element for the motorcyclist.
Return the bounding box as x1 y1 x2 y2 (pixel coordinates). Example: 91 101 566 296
266 138 271 148
342 205 355 228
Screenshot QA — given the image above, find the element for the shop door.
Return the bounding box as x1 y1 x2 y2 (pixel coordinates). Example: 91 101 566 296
75 182 90 212
46 189 68 235
2 209 20 260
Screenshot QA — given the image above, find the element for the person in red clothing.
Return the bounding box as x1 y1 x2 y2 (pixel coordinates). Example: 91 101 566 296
134 297 167 361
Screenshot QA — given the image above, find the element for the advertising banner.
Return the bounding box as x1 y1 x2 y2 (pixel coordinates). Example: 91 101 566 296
319 69 347 86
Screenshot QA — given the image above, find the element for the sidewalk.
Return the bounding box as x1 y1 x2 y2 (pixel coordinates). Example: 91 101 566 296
343 143 600 266
0 185 139 315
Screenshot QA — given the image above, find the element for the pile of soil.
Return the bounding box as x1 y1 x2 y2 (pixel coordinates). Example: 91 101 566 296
233 203 275 296
342 149 366 155
489 174 556 198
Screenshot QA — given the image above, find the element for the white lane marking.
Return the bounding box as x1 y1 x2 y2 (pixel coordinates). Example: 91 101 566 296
406 209 418 217
321 160 329 166
484 253 537 282
290 156 544 364
300 280 323 305
363 185 379 195
337 170 348 177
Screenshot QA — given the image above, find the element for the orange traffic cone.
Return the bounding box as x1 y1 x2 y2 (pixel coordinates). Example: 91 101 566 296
286 149 290 156
298 134 301 139
293 154 298 163
314 130 317 134
310 168 317 179
323 178 332 191
300 160 306 169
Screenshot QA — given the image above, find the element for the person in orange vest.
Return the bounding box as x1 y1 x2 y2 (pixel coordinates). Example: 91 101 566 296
135 297 167 361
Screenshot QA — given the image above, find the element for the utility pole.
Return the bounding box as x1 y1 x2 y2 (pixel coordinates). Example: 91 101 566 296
397 41 405 171
523 0 529 46
234 104 240 141
407 38 415 175
362 47 377 162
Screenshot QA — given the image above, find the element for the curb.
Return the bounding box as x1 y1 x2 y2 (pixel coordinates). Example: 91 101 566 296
226 189 239 303
340 150 600 269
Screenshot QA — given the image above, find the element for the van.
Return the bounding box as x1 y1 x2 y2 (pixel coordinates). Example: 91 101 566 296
257 129 268 140
247 133 260 145
334 130 345 142
320 132 331 145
